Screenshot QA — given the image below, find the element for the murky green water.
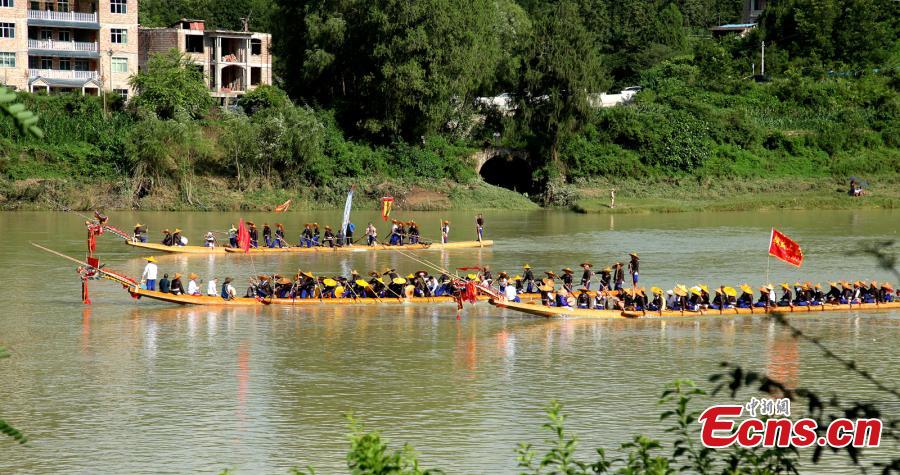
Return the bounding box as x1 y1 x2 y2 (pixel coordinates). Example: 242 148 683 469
0 209 897 473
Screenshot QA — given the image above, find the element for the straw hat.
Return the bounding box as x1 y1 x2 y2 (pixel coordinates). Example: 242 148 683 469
301 271 314 279
443 220 450 224
539 284 553 292
814 283 821 289
134 223 144 228
513 275 523 281
580 262 592 268
723 287 737 297
542 278 555 286
406 273 415 279
382 268 395 275
145 256 157 263
690 286 702 296
466 273 477 280
278 278 291 285
174 273 182 279
162 229 171 234
882 282 894 291
325 225 332 230
699 284 709 293
174 228 182 234
545 271 558 278
523 264 531 269
258 275 269 281
276 223 284 228
375 278 384 284
629 252 639 259
323 278 337 287
651 286 663 295
841 282 852 290
781 283 790 290
313 223 319 226
561 267 574 274
392 277 407 285
740 284 753 294
247 221 255 226
356 279 370 287
602 266 612 272
188 273 198 280
351 270 360 275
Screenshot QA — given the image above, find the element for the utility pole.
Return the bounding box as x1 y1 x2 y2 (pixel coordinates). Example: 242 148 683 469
761 41 766 77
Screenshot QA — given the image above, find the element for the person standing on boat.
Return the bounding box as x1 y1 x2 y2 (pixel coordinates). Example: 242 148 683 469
247 222 259 248
207 278 218 296
221 277 236 300
204 231 216 248
561 268 574 293
274 223 286 248
475 214 484 242
598 266 611 291
441 220 450 244
408 221 420 244
366 223 378 246
627 253 639 291
580 262 593 290
612 263 625 291
133 223 147 243
263 224 273 247
523 264 535 293
228 225 238 248
141 257 158 291
187 273 201 295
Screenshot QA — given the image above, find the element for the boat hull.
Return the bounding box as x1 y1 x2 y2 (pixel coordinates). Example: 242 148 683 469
491 299 900 319
223 240 493 254
125 241 228 254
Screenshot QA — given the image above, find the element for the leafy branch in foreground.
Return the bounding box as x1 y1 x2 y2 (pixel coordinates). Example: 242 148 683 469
0 346 28 445
0 86 43 138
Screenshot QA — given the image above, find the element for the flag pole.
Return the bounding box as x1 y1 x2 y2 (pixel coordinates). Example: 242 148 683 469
766 227 773 284
766 255 770 285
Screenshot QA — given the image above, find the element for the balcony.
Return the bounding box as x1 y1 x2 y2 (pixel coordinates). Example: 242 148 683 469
27 10 100 29
28 39 99 58
29 69 99 80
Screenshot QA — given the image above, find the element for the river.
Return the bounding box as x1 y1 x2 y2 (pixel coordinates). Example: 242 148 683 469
0 209 897 473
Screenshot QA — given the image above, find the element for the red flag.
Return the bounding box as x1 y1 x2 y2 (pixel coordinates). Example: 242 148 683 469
768 228 803 267
274 199 292 213
238 219 251 254
381 197 394 222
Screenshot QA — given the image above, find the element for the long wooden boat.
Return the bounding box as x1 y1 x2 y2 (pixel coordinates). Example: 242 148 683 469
222 240 494 254
490 299 900 319
124 240 492 255
130 286 535 306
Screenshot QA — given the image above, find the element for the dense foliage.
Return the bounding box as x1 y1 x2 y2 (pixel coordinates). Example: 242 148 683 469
2 0 899 207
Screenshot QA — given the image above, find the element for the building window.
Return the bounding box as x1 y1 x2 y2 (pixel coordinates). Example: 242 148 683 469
74 59 88 71
110 28 127 44
57 0 68 12
59 58 71 70
111 57 127 73
40 29 52 40
251 67 261 85
110 0 126 14
0 22 14 39
251 39 261 55
0 52 15 68
40 57 52 69
58 30 71 42
114 88 128 100
0 0 13 8
185 34 203 53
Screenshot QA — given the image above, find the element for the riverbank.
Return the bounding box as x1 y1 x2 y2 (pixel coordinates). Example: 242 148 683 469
570 176 900 214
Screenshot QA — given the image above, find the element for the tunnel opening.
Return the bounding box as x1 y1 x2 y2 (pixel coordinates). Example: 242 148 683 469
479 154 533 193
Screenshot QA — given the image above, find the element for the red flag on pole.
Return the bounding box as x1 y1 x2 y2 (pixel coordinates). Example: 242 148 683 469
768 228 803 267
381 197 394 222
238 219 251 254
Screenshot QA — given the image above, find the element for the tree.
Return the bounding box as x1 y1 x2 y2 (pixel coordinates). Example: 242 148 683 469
517 0 606 185
129 49 214 120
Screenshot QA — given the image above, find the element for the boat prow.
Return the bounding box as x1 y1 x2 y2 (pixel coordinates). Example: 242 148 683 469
490 299 631 319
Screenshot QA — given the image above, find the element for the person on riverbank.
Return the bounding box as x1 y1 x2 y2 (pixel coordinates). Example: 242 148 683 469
366 222 377 246
141 257 158 291
475 214 484 242
441 220 450 244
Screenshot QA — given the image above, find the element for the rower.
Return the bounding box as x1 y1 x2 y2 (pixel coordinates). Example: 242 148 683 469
513 275 524 294
170 273 185 295
576 288 591 309
539 281 554 306
413 271 428 297
881 282 895 302
737 284 754 308
688 286 702 311
792 282 808 306
275 277 292 298
263 224 273 247
204 231 216 248
475 213 485 242
441 220 450 244
301 224 313 247
221 277 236 300
388 220 400 245
711 288 728 310
811 283 824 305
159 273 171 293
672 286 688 310
825 282 841 303
141 256 158 291
312 223 321 245
172 229 185 247
555 288 571 308
599 266 612 291
612 262 625 291
579 262 593 290
274 223 286 248
497 272 509 292
366 223 378 246
840 281 853 304
778 283 792 306
560 267 574 292
207 277 218 296
408 221 420 244
247 222 258 248
482 266 493 287
323 226 336 247
133 223 147 243
523 264 536 293
396 221 406 245
864 281 879 303
162 229 174 246
648 287 665 311
187 273 201 295
627 252 640 291
344 222 354 246
228 225 238 247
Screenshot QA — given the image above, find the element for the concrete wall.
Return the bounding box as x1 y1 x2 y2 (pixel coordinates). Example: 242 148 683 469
0 0 28 90
97 0 139 94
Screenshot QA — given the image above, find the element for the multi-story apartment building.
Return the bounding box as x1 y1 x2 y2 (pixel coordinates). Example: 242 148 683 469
139 19 272 103
0 0 138 98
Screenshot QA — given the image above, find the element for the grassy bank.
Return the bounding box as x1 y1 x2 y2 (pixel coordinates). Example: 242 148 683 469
570 176 900 214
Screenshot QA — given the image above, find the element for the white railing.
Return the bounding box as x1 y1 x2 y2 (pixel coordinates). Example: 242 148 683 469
29 69 99 80
28 39 98 52
27 9 98 23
